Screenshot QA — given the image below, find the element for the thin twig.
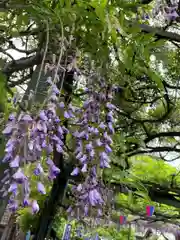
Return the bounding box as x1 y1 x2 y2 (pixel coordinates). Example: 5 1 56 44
53 16 64 88
0 47 14 61
34 21 49 100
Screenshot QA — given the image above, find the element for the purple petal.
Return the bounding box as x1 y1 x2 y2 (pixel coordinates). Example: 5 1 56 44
46 144 53 154
99 122 106 129
37 182 46 194
81 164 87 173
76 152 82 160
3 124 13 135
100 159 110 168
56 144 63 153
42 140 47 148
32 200 39 214
105 144 112 153
64 111 70 119
84 205 89 216
9 200 18 212
106 102 116 110
8 183 18 193
68 111 75 118
28 140 34 151
96 139 103 147
62 126 69 134
54 117 60 123
46 158 54 166
52 85 60 94
67 206 72 213
86 142 93 152
59 102 65 108
83 100 90 108
79 155 87 163
23 198 30 207
78 131 86 138
57 126 63 135
108 122 114 134
10 155 20 168
50 164 60 178
71 167 80 176
34 163 44 176
22 114 33 121
2 154 12 163
103 132 113 144
106 112 113 122
8 113 16 121
39 110 48 121
47 77 52 85
13 169 27 183
89 149 95 159
93 128 99 135
77 184 83 192
97 209 102 216
89 189 104 206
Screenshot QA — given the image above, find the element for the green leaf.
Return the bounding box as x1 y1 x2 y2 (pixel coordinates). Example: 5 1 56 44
135 191 150 201
147 69 164 90
95 6 105 22
141 33 154 43
127 191 134 205
16 14 23 26
0 58 6 68
124 45 135 70
0 72 7 111
111 28 117 43
150 39 165 48
101 0 108 8
22 14 29 25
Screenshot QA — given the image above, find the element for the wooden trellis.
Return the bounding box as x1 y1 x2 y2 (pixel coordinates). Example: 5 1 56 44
0 206 25 240
0 206 11 240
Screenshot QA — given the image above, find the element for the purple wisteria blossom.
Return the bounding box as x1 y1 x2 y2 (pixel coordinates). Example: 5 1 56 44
32 200 39 214
1 79 66 212
71 167 80 176
1 76 116 221
37 182 46 194
68 80 116 219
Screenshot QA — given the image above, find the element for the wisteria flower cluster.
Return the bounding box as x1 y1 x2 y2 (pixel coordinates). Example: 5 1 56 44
153 2 179 21
135 1 180 22
67 82 116 219
1 75 116 219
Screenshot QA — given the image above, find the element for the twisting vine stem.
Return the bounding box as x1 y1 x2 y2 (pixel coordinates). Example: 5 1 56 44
34 21 49 101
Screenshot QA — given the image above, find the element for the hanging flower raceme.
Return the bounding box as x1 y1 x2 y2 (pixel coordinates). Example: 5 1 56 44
1 78 71 213
67 79 116 220
2 74 117 220
151 1 179 22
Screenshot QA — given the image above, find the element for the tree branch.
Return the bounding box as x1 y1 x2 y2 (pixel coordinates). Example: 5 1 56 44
139 23 180 42
8 73 32 87
8 41 38 55
2 52 42 77
0 2 31 12
163 80 180 90
0 47 14 61
145 131 180 144
112 179 180 209
128 146 180 157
